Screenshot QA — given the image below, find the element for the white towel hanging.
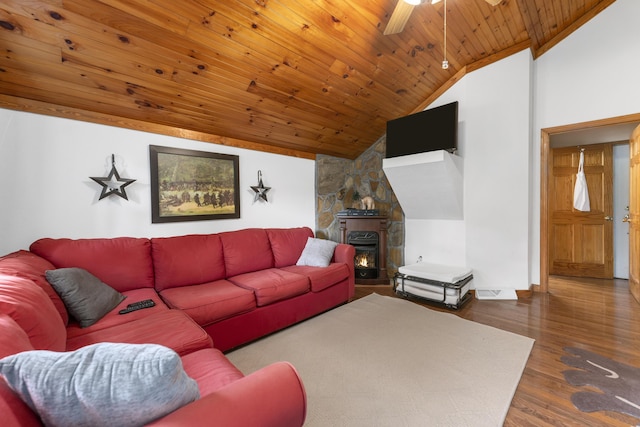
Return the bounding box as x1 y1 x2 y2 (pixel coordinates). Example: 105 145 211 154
573 150 590 212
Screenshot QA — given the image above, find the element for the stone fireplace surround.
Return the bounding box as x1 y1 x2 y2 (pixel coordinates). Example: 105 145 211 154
315 136 404 283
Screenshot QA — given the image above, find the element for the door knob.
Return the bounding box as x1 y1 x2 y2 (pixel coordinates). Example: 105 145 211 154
605 216 613 221
622 214 630 223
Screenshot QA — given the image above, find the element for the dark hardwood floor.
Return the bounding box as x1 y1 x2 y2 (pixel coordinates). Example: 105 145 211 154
353 276 640 426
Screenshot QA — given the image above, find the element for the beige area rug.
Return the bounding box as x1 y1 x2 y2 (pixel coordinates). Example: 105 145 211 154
226 293 534 426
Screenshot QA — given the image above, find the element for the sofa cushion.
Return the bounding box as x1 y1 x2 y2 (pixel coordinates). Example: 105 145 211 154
267 227 314 268
220 229 273 277
0 314 34 359
0 250 69 325
160 280 256 326
151 234 226 291
180 348 244 396
296 237 339 267
65 309 213 356
0 342 200 427
30 237 154 292
0 275 66 352
281 263 350 292
228 269 309 306
45 268 126 328
66 288 170 339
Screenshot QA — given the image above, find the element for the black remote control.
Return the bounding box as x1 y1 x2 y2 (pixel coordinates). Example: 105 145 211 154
118 299 156 314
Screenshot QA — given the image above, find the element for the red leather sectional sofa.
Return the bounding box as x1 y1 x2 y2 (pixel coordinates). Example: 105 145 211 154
0 226 355 426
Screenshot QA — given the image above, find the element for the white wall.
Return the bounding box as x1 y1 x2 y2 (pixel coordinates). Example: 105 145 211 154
0 109 315 254
465 51 532 290
405 50 532 290
530 0 640 284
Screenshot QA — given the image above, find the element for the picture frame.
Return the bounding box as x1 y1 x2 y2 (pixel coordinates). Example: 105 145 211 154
149 145 240 223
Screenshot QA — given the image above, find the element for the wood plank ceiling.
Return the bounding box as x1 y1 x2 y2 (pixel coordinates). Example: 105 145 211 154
0 0 615 159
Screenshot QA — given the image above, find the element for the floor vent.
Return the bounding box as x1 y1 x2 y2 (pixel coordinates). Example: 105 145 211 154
475 289 518 300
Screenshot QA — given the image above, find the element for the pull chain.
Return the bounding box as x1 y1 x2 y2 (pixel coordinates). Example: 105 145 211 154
442 0 448 69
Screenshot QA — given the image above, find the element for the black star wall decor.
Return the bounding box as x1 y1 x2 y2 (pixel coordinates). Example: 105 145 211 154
250 170 271 203
90 154 136 200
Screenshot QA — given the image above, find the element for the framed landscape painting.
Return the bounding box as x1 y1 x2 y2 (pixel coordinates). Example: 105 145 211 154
150 145 240 223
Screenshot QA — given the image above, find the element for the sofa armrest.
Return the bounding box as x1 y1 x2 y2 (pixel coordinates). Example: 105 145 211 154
333 243 355 297
147 361 306 427
0 378 42 427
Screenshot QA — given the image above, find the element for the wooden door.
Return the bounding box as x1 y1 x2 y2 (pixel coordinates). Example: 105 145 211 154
630 125 640 303
549 144 613 278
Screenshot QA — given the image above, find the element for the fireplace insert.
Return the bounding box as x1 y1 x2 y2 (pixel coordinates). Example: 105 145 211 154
347 231 379 280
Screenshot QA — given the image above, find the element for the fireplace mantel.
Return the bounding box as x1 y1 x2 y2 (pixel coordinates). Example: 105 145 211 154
339 215 388 285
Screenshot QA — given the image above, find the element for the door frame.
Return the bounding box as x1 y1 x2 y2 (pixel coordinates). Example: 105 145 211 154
540 112 640 293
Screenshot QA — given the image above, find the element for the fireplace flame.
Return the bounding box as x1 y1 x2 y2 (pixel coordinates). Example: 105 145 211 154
355 253 374 268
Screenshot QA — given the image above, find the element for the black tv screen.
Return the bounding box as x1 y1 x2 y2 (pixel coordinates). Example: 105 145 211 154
385 101 458 158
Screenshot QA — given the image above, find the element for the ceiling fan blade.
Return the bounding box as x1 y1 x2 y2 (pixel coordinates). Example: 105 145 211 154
384 1 416 35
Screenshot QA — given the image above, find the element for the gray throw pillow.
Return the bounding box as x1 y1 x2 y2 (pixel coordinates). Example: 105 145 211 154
296 237 339 267
0 342 200 427
45 267 126 327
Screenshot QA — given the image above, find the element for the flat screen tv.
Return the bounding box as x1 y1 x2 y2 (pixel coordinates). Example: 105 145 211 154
385 101 458 158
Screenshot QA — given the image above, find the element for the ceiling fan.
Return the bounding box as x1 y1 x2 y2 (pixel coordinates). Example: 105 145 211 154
384 0 502 36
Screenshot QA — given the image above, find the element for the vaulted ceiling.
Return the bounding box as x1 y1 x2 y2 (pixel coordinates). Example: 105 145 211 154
0 0 615 159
